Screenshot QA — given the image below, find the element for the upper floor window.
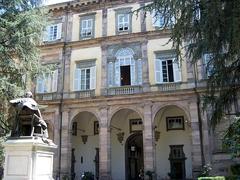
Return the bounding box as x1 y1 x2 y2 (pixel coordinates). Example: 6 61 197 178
36 69 58 93
155 52 181 83
118 14 129 32
108 48 142 87
152 10 175 29
80 14 95 39
203 53 214 77
43 23 62 42
115 8 132 34
74 60 96 91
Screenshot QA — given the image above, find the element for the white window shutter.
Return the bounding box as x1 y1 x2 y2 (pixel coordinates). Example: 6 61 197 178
115 60 120 86
74 68 81 91
52 70 58 92
57 23 62 40
137 59 142 85
155 59 163 83
130 58 135 85
173 60 181 82
43 26 49 41
108 62 114 87
36 77 44 93
90 66 96 90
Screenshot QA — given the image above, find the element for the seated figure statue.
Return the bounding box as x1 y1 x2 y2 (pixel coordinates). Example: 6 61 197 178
9 91 48 139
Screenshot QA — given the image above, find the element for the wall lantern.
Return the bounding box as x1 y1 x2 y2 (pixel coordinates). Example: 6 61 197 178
117 132 124 144
81 135 88 144
155 131 161 142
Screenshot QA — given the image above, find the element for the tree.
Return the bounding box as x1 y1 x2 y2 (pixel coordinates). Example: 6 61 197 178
140 0 240 127
138 0 240 163
0 0 46 171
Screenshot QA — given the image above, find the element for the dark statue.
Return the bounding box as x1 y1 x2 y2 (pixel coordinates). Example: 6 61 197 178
9 91 48 139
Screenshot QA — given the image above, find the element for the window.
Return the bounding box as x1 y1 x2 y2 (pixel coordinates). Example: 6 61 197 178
155 53 181 83
80 16 94 39
74 61 96 91
166 116 184 131
94 121 99 135
129 119 143 133
203 53 214 77
36 69 58 93
43 23 62 42
118 14 129 32
107 48 142 87
115 8 132 34
152 10 175 29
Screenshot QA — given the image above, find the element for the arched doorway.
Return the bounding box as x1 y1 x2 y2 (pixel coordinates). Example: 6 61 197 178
125 133 143 180
71 111 99 180
110 108 143 180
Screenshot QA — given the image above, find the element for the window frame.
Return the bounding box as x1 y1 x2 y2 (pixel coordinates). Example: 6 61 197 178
74 60 96 91
155 51 181 84
166 116 185 131
36 69 58 94
115 8 132 34
79 14 95 40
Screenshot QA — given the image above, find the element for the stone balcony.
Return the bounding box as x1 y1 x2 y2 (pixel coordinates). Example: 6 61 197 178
106 85 143 96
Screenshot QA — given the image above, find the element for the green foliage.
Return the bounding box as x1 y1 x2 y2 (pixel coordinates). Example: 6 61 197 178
0 0 46 135
82 172 94 180
198 177 225 180
140 0 240 128
223 117 240 158
200 164 213 177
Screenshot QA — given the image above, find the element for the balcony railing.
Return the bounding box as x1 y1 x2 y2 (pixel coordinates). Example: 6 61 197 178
35 92 60 101
35 90 95 101
156 82 181 91
63 90 95 99
106 85 143 96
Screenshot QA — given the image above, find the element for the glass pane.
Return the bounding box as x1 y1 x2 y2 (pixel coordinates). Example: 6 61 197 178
86 68 90 90
81 69 86 90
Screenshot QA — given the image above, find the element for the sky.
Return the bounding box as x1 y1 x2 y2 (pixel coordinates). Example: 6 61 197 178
44 0 72 5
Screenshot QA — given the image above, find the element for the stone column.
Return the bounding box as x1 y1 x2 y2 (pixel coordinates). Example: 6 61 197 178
99 107 111 180
60 110 71 178
143 102 155 177
189 101 203 178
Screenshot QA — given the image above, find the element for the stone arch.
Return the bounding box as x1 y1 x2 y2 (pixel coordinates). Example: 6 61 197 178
152 102 191 125
69 109 100 131
115 47 135 57
108 106 144 127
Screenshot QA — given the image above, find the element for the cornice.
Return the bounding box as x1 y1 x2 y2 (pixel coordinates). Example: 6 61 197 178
39 30 171 50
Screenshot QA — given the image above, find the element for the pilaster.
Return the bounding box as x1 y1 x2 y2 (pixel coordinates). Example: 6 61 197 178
99 107 111 180
143 102 155 176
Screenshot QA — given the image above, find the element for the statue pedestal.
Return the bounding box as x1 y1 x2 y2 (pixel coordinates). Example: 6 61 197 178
3 137 57 180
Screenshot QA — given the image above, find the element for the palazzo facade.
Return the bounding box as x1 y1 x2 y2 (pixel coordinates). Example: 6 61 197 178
36 0 238 179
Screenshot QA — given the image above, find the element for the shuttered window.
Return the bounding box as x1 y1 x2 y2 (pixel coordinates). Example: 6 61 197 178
43 23 62 41
155 54 181 83
36 69 58 93
74 62 96 91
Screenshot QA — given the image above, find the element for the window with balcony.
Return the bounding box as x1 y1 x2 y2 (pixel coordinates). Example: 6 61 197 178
80 15 95 39
43 23 62 42
36 69 58 93
155 52 181 83
108 48 142 87
115 8 132 34
152 10 175 29
74 61 96 91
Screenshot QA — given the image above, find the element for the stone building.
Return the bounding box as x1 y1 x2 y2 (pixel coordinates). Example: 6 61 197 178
36 0 238 179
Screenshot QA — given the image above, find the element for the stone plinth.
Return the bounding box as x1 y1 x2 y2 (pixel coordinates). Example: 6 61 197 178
3 137 57 180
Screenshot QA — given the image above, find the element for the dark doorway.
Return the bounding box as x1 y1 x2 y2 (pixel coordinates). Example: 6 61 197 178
168 145 186 179
125 133 144 180
120 65 131 86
